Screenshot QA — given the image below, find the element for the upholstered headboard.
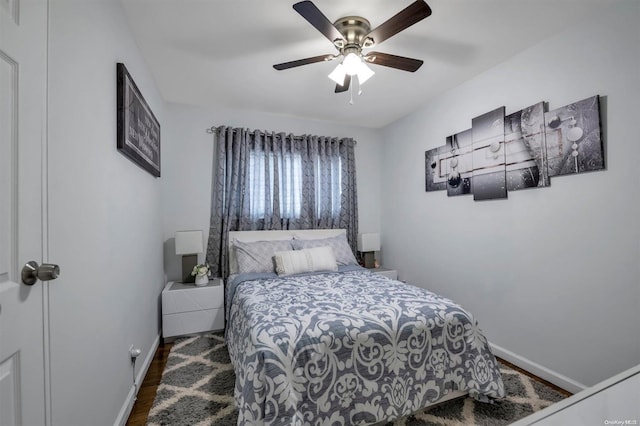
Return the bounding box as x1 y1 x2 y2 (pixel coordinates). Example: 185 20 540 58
227 229 346 275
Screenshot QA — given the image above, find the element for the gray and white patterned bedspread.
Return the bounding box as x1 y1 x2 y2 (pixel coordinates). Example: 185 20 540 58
226 268 504 425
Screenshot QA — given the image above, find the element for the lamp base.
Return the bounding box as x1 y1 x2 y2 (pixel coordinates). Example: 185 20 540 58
181 254 197 283
362 251 375 269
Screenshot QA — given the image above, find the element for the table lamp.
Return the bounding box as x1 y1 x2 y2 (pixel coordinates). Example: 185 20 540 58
357 233 380 269
175 230 203 283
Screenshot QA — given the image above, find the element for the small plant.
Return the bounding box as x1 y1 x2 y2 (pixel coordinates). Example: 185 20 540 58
191 263 210 277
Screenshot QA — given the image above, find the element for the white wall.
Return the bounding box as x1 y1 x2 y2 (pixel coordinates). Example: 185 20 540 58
162 103 382 281
380 1 639 389
48 1 165 425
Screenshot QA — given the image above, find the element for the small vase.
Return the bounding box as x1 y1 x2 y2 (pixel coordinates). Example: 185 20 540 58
194 274 208 286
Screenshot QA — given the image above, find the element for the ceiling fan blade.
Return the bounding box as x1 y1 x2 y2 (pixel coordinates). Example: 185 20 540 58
365 52 424 72
293 1 344 45
335 75 351 93
365 0 432 46
274 54 335 70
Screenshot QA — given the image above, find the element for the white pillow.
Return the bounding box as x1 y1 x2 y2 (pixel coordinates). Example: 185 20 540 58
273 246 338 277
292 234 358 266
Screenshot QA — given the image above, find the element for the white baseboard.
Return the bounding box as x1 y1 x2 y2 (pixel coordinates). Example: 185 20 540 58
490 342 587 394
114 334 161 426
510 364 640 425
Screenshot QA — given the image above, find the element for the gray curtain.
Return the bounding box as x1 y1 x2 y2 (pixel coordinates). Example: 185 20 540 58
206 126 358 277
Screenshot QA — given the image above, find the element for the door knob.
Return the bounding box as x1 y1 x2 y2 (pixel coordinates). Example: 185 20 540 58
21 261 60 286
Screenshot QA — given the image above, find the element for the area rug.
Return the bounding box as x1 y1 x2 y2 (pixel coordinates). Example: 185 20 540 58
147 333 567 426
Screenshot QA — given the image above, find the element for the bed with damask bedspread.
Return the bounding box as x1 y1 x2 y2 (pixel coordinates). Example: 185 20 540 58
225 251 504 425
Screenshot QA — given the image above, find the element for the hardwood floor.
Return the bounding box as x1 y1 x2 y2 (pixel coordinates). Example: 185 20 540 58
126 340 173 426
125 343 572 425
498 357 572 398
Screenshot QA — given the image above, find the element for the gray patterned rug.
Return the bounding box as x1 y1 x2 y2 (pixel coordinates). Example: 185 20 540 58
147 333 567 426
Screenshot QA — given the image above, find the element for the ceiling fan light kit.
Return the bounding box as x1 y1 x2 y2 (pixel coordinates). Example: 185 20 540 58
274 0 432 102
328 54 375 85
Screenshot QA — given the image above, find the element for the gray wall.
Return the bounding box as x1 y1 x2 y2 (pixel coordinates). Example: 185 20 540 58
380 1 639 389
161 102 383 281
48 1 165 425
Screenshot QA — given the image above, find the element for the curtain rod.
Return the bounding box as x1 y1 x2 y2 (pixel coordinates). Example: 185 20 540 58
206 126 302 140
205 126 356 145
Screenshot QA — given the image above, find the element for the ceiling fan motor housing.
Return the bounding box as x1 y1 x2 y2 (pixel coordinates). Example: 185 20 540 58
333 16 374 54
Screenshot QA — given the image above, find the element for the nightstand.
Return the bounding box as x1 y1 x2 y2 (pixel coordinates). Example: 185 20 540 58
372 267 398 280
162 279 224 338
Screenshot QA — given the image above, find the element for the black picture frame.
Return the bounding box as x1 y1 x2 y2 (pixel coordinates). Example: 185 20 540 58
116 63 161 177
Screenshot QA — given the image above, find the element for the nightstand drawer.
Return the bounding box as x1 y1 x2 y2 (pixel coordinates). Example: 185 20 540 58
162 280 223 314
163 308 224 338
162 279 225 338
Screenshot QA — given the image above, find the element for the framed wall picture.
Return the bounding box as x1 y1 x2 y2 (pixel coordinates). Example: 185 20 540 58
116 63 160 177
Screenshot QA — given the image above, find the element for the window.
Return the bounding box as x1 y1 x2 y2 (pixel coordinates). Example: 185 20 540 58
207 127 358 277
247 146 342 220
248 149 303 219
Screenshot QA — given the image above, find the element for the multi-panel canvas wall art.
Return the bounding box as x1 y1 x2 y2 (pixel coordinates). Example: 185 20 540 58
425 96 603 201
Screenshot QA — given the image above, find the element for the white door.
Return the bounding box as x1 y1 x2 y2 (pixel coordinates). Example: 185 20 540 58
0 0 50 425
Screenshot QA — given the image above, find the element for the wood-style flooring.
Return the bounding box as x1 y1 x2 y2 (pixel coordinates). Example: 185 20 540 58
126 340 173 426
125 341 572 425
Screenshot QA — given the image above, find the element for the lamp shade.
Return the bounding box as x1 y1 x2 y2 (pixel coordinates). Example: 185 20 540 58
343 52 361 76
175 230 203 255
357 233 380 252
357 61 375 85
328 63 347 85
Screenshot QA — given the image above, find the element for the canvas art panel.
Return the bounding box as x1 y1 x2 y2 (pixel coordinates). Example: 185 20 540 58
445 129 473 196
544 95 603 177
505 102 549 191
425 145 447 192
472 106 507 200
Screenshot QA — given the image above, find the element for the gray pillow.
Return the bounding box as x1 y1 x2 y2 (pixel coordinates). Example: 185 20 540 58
292 234 358 266
234 239 293 274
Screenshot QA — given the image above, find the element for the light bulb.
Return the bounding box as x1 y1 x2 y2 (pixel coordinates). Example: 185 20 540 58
342 53 361 76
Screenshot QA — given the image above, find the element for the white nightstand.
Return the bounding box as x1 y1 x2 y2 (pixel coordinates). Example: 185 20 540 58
371 267 398 280
162 279 224 338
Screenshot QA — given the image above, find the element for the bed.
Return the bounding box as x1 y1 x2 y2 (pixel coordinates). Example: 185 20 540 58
225 229 504 425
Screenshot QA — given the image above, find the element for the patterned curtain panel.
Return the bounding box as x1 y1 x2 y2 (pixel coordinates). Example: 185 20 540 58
206 126 358 277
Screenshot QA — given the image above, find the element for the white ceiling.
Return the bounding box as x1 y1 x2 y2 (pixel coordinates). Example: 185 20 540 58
121 0 616 128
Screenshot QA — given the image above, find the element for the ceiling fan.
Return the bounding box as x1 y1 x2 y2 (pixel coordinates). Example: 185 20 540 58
273 0 432 94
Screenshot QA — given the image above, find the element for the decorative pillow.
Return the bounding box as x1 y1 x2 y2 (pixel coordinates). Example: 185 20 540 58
273 246 338 277
292 234 358 266
233 239 293 274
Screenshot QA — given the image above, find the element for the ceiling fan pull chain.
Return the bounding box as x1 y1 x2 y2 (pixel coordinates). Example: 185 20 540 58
349 80 354 105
